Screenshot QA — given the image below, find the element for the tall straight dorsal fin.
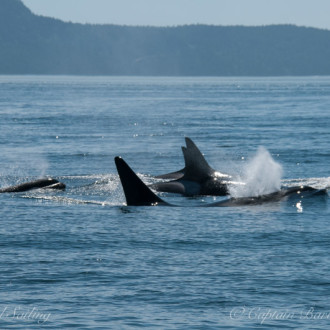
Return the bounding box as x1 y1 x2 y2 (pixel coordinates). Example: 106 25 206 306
181 137 215 180
114 157 169 206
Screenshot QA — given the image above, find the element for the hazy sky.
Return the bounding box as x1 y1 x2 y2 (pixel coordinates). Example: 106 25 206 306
22 0 330 30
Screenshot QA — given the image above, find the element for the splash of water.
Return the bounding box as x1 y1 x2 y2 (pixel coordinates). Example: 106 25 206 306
229 146 283 198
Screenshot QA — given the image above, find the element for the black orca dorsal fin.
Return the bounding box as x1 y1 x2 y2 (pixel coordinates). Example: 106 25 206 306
114 157 168 206
181 137 215 180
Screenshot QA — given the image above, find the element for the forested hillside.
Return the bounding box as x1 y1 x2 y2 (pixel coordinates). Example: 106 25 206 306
1 0 330 75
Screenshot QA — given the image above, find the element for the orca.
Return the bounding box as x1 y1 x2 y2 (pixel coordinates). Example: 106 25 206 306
204 186 327 207
150 137 233 196
115 157 167 206
115 156 328 207
0 178 66 193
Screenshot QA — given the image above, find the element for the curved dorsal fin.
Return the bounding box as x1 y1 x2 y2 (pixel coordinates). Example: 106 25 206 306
181 137 215 181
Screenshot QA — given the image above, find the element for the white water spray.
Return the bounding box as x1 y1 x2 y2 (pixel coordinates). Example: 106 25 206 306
1 147 49 179
229 147 283 198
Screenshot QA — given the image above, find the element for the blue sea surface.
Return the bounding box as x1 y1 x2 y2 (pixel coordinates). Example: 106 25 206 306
0 76 330 329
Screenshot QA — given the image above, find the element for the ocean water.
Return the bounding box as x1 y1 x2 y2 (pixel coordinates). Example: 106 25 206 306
0 75 330 329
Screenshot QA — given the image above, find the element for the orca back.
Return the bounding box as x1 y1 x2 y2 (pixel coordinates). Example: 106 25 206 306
0 178 65 193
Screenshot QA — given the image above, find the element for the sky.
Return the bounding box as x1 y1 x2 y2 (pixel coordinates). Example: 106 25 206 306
22 0 330 30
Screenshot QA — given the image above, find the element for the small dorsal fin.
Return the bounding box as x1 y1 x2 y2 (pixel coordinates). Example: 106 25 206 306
181 137 215 181
154 169 185 180
114 157 168 206
154 137 214 180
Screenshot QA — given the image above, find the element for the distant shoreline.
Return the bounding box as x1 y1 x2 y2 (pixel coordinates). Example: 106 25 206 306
1 0 330 76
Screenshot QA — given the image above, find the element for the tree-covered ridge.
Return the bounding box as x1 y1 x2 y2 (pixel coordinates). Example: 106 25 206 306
1 0 330 75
